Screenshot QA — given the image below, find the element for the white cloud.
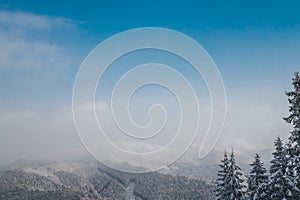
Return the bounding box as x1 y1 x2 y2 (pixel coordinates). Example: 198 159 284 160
0 10 77 31
0 10 89 166
0 10 80 70
0 36 70 70
0 106 81 166
218 88 291 149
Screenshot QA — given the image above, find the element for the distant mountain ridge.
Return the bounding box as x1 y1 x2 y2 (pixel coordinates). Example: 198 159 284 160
0 160 215 200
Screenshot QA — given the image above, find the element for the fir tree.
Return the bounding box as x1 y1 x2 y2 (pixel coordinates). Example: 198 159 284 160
228 149 245 200
216 151 230 200
268 136 290 200
283 72 300 198
247 153 269 200
283 140 299 199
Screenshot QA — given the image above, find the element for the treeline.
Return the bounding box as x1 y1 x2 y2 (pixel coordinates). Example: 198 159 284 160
215 72 300 200
98 165 215 199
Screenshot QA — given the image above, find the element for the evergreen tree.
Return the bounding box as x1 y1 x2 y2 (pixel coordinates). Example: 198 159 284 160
216 151 230 199
247 153 269 200
283 72 300 198
268 136 291 199
284 141 299 199
228 149 245 200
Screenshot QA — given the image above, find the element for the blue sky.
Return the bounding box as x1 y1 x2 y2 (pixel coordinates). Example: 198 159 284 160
4 0 300 29
0 1 300 165
1 0 300 108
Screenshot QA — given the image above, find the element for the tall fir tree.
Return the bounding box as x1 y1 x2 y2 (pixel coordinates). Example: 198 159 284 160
283 72 300 198
228 149 245 200
247 153 269 200
216 151 230 199
283 140 299 199
268 136 291 200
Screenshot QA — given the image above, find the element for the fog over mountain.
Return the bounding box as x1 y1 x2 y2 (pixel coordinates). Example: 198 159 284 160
0 5 298 167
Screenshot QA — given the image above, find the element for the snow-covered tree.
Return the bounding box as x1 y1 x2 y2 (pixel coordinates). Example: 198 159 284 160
247 153 268 200
284 140 299 199
216 151 230 200
283 72 300 198
268 136 291 199
215 150 245 200
227 149 245 200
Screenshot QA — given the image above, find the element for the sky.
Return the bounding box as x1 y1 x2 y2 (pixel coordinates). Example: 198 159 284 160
0 0 300 166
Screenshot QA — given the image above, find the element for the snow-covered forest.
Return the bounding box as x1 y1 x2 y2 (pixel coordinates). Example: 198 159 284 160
215 72 300 200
